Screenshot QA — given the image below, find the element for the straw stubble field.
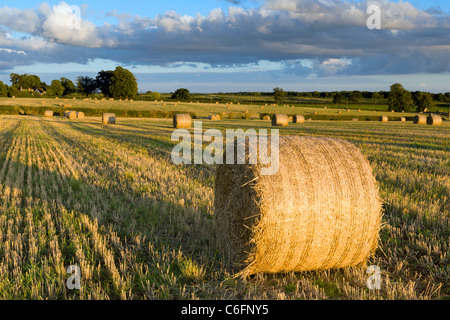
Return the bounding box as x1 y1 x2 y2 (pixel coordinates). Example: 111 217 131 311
0 115 448 300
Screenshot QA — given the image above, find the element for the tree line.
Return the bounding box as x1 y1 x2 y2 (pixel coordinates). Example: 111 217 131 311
0 66 138 99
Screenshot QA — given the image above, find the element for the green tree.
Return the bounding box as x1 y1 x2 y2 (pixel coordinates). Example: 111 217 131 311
273 87 286 104
96 70 114 97
172 88 190 100
412 91 433 112
387 83 413 112
109 66 138 99
0 81 7 97
50 80 65 96
332 92 344 104
60 77 76 96
348 91 362 103
76 76 97 97
10 73 42 90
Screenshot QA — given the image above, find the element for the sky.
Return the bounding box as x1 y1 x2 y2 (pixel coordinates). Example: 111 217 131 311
0 0 449 93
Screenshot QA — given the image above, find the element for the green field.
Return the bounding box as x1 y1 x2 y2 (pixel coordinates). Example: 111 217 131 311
1 96 442 120
0 113 448 300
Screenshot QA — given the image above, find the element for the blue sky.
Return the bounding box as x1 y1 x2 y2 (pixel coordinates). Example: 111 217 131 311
0 0 449 93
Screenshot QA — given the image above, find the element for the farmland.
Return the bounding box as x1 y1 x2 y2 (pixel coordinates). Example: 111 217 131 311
0 112 448 300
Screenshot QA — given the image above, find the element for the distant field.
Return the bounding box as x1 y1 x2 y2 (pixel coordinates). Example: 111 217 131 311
0 114 448 300
0 97 434 119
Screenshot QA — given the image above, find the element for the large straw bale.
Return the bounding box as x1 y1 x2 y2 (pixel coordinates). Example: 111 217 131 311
173 114 192 129
66 111 76 119
379 116 389 122
102 113 116 124
427 115 442 126
208 115 221 121
413 115 427 124
293 115 305 124
271 114 289 127
44 110 53 117
214 136 383 277
77 112 85 119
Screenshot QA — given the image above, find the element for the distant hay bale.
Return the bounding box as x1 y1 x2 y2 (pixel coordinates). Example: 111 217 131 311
379 116 389 122
214 136 383 277
288 116 293 122
102 113 116 125
66 111 77 119
399 117 406 122
293 115 305 124
260 106 264 109
427 115 442 126
44 110 53 117
413 115 427 124
77 112 85 119
314 111 318 115
263 115 271 121
352 118 358 122
208 115 221 121
12 96 15 99
173 114 192 129
271 114 289 127
338 110 342 114
109 98 114 101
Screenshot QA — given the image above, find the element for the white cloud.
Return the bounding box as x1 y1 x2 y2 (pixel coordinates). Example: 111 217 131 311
0 0 448 77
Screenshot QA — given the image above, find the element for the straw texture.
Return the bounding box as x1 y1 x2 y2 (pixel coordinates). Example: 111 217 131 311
173 114 192 129
214 136 383 277
44 110 53 117
102 113 116 125
413 115 427 124
379 116 388 122
399 117 406 122
427 115 442 126
77 112 85 119
272 114 289 127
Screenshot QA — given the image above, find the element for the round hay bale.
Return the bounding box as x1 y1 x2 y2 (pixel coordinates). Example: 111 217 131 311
67 111 77 119
288 116 293 122
262 115 271 121
413 115 427 124
272 114 289 127
208 115 221 121
77 112 85 119
427 115 442 126
44 110 53 118
293 115 305 124
338 110 342 114
102 113 116 125
12 96 15 99
214 136 383 277
399 117 406 122
173 114 192 129
314 111 318 115
260 106 264 109
379 116 389 122
352 118 358 122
